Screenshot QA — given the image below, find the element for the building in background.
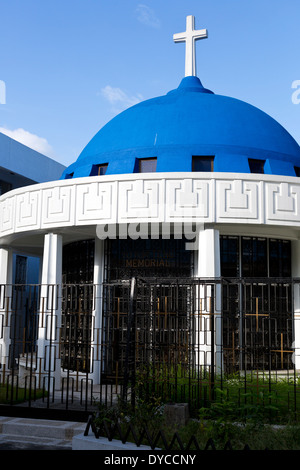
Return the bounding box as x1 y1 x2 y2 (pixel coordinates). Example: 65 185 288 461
0 130 65 287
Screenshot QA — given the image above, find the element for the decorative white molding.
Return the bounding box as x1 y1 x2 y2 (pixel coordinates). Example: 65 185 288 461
118 179 163 222
41 186 75 228
1 173 300 242
76 181 117 224
266 182 300 223
216 179 260 222
0 196 16 235
166 179 210 220
15 190 41 231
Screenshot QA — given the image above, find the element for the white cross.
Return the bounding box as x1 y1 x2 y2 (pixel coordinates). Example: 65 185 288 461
173 15 208 77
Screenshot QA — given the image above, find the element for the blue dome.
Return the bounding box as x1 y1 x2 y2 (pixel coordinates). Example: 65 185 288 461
61 76 300 179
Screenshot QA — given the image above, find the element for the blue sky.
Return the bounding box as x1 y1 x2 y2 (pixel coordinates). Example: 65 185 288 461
0 0 299 168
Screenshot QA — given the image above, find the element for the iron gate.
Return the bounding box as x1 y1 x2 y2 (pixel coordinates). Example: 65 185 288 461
0 277 298 418
101 278 195 386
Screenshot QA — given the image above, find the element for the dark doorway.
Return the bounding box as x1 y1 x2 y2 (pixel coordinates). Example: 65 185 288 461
102 237 193 384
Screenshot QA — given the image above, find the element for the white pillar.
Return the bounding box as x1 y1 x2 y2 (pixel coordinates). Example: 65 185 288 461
90 238 105 384
194 227 222 373
37 233 62 390
0 248 13 372
197 228 221 279
291 240 300 371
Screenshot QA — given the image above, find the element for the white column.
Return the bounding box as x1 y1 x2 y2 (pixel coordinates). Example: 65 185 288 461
194 227 222 373
37 233 62 390
291 240 300 371
197 228 221 279
90 238 105 384
0 248 13 372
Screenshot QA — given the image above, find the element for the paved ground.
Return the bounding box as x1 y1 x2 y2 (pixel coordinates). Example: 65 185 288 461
0 440 70 450
0 416 86 450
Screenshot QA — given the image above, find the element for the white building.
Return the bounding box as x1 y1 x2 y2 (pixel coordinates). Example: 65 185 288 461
0 17 299 410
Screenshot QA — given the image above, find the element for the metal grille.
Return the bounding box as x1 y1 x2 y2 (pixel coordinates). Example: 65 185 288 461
101 279 193 386
61 240 95 374
61 284 94 373
223 278 294 373
0 278 298 420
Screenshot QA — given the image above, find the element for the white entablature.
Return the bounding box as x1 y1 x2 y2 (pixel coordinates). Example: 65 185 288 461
1 172 300 243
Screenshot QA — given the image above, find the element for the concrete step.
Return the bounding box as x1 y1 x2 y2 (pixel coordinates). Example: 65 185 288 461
0 416 86 450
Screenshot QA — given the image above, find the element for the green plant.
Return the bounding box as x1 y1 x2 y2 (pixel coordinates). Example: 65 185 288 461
0 384 46 404
94 370 165 438
197 386 283 428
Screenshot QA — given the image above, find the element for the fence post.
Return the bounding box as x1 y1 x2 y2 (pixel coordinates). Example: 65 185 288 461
123 277 136 406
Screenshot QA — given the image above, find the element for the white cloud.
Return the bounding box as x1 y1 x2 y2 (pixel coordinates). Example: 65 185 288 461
135 4 161 29
0 127 55 157
100 85 143 113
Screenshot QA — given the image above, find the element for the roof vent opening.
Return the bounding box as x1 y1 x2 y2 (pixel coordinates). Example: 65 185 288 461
248 158 265 174
134 157 157 173
192 156 214 172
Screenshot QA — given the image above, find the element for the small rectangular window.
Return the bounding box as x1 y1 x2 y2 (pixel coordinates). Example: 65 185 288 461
90 164 108 176
135 157 157 173
248 158 265 174
0 180 12 195
192 156 214 172
294 166 300 177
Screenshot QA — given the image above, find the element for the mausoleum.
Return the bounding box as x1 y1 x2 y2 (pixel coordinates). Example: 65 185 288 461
0 16 299 410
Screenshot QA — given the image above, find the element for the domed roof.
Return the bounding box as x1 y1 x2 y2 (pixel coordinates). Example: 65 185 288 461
61 76 300 179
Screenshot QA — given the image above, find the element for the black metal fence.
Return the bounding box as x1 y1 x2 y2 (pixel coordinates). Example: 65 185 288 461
0 277 299 421
84 414 260 451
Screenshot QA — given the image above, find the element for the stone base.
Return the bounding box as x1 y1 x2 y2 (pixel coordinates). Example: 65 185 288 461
164 403 190 427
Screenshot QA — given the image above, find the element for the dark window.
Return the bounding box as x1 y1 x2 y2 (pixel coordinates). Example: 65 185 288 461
135 158 157 173
220 235 291 279
65 172 74 180
15 255 27 284
106 238 191 280
269 239 291 277
90 164 108 176
192 156 214 172
0 180 12 195
241 237 267 277
294 166 300 177
220 236 239 277
63 239 95 284
248 158 265 174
